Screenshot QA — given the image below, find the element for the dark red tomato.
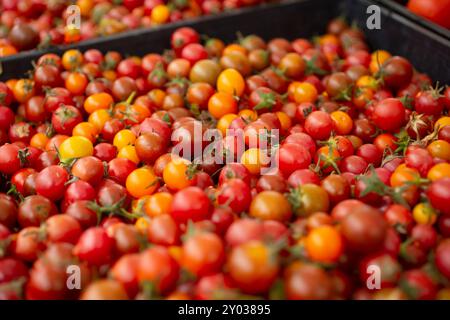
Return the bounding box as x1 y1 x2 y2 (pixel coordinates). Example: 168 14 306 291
249 87 281 113
359 252 402 288
288 169 320 187
18 195 57 228
107 223 140 255
341 203 387 253
435 239 450 279
44 87 73 113
427 178 450 216
139 117 171 142
181 232 225 277
0 106 15 129
256 174 288 192
356 144 382 167
304 111 333 140
217 178 251 213
0 82 13 106
73 227 115 266
320 174 351 205
405 147 433 177
108 158 137 185
295 102 317 123
339 155 368 174
64 180 96 206
181 43 208 65
372 98 405 132
101 119 125 142
0 194 18 229
51 105 82 136
0 144 21 175
35 165 69 201
94 143 117 162
46 214 82 244
380 56 413 90
34 150 59 171
0 258 29 300
353 118 376 143
218 162 251 186
170 187 212 224
65 200 98 230
399 269 437 300
210 207 235 235
34 64 62 88
384 204 414 234
284 132 316 156
11 168 35 195
9 122 35 144
411 224 437 251
275 143 311 176
414 89 444 116
171 27 200 55
284 263 333 300
117 58 141 79
96 180 129 208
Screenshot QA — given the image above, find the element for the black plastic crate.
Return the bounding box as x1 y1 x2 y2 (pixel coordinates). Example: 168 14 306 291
0 0 449 83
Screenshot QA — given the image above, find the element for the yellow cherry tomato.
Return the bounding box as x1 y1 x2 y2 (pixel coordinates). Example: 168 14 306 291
427 163 450 181
59 136 94 161
413 203 437 225
126 167 159 198
151 4 170 24
62 49 83 71
292 82 317 104
240 148 267 175
88 109 111 132
135 217 150 234
117 145 140 164
163 158 193 190
113 129 137 150
144 192 173 217
330 110 353 135
276 111 292 132
238 109 258 122
84 92 114 114
435 117 450 130
72 122 98 142
217 68 245 97
427 140 450 161
30 133 49 150
217 114 239 136
369 50 391 74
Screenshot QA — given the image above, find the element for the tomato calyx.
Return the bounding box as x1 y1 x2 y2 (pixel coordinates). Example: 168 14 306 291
0 276 27 298
139 280 161 300
286 187 303 215
394 130 412 155
253 91 277 111
87 197 141 224
6 183 24 202
357 166 410 207
305 55 327 76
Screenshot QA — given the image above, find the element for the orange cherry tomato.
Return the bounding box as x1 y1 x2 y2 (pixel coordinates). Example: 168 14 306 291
305 225 343 263
65 72 88 95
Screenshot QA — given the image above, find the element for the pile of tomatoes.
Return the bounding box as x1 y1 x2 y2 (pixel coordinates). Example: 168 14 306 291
1 18 450 300
0 0 275 57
